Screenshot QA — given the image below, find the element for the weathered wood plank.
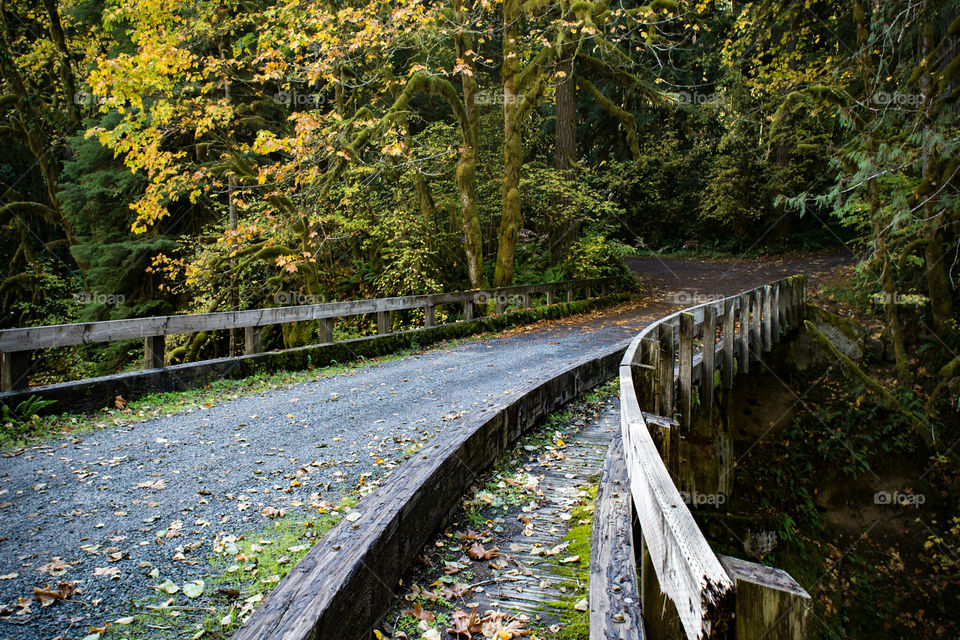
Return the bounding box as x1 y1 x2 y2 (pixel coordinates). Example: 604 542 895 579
1 350 31 392
678 313 694 432
750 289 762 364
702 306 716 414
424 304 436 327
144 336 165 369
771 283 780 342
719 555 811 640
620 385 734 640
738 292 750 375
762 285 772 353
0 277 618 352
722 299 735 391
318 318 333 344
590 432 645 640
656 324 674 419
244 327 261 355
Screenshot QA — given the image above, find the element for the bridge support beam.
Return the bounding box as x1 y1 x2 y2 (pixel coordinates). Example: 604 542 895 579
144 336 165 369
720 555 811 640
1 350 31 391
244 327 261 355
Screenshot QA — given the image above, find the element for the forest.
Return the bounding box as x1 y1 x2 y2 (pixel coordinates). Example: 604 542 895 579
2 0 960 638
0 0 952 374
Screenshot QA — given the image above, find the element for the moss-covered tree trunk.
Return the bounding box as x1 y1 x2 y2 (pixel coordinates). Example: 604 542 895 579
494 0 523 288
453 0 487 289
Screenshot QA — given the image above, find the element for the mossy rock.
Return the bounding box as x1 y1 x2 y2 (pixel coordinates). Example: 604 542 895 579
786 304 869 372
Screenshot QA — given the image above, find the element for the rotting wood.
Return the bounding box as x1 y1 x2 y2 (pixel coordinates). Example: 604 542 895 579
590 432 645 640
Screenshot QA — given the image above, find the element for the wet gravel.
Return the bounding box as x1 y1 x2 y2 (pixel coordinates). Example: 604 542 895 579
0 254 852 639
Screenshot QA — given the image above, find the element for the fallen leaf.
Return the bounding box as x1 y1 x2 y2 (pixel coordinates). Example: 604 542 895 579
468 543 499 561
0 572 18 580
36 558 70 576
183 580 204 599
137 479 166 490
447 608 483 637
155 579 179 594
400 603 435 622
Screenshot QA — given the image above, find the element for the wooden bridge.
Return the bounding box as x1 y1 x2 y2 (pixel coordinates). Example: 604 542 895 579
224 275 811 640
593 275 811 639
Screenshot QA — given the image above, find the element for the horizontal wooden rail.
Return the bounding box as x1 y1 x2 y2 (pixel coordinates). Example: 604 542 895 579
0 277 618 392
613 275 810 640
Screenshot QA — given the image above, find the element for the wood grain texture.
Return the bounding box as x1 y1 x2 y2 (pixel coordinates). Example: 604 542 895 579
590 432 645 640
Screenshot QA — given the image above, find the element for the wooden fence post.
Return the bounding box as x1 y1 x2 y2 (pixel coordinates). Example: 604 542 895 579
318 318 333 343
244 327 261 355
722 299 735 392
463 301 474 321
702 306 716 414
738 293 750 375
762 285 773 353
547 289 555 305
657 323 675 419
719 555 811 640
377 311 390 334
1 351 31 391
495 295 506 315
424 305 436 327
567 287 574 302
678 313 693 432
145 335 165 369
750 289 762 365
771 283 781 341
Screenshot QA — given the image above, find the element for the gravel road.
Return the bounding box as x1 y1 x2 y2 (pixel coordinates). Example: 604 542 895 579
0 254 852 639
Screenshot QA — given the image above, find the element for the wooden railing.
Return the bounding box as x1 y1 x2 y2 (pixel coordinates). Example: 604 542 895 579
0 277 618 391
617 276 811 639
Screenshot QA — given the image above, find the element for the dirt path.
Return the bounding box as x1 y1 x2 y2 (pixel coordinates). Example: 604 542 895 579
0 252 853 639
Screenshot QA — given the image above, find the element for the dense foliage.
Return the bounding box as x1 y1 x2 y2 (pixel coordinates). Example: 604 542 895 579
0 0 957 384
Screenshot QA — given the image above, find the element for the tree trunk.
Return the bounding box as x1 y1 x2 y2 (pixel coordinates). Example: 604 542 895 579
494 0 522 287
40 0 81 127
550 49 577 263
920 18 953 335
452 2 487 289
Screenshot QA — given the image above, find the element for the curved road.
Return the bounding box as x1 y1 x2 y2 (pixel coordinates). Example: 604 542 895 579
0 253 851 638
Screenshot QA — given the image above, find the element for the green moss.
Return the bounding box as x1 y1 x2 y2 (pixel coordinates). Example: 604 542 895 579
543 483 597 640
